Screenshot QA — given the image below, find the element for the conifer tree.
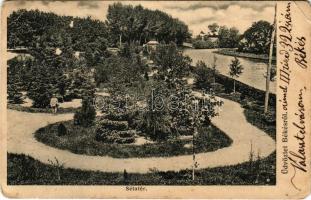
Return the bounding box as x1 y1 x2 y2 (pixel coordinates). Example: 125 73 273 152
74 97 96 127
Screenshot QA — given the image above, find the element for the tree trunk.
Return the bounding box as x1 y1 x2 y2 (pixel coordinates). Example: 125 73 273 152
233 80 236 93
264 4 277 114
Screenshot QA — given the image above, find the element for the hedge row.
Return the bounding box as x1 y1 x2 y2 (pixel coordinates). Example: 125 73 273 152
95 128 136 144
106 112 130 121
214 73 276 106
97 119 128 131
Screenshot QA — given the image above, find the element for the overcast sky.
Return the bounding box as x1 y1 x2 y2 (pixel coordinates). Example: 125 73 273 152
5 1 275 35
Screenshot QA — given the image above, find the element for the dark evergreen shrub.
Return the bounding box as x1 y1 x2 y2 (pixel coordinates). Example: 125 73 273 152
97 119 128 131
95 127 110 141
117 130 136 138
95 118 136 144
57 123 67 136
106 111 129 121
7 84 23 104
230 92 241 102
114 137 135 144
74 97 96 127
28 82 53 108
144 72 149 81
263 112 276 125
95 129 136 144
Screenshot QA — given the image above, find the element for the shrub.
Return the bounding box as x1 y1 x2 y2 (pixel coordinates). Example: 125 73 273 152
95 127 110 141
230 92 241 102
211 82 225 93
106 112 129 122
175 126 193 136
117 130 136 138
263 112 276 125
194 61 214 89
57 123 67 136
97 119 128 131
242 101 263 112
114 137 135 144
95 128 136 144
7 83 23 104
74 97 96 127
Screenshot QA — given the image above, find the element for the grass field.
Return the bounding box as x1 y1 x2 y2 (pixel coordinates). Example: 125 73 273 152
7 152 275 185
34 120 232 158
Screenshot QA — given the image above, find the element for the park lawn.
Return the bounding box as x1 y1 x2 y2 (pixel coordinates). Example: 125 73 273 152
7 152 275 185
34 119 232 158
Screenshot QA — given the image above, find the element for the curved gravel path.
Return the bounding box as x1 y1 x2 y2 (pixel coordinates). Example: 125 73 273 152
7 96 275 173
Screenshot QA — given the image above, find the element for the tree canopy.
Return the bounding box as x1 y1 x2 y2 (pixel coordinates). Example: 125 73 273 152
218 26 240 48
193 24 240 49
105 3 191 46
8 5 191 50
238 20 273 54
8 9 109 51
208 23 219 36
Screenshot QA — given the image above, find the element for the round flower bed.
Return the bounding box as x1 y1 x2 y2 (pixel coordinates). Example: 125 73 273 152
34 119 232 158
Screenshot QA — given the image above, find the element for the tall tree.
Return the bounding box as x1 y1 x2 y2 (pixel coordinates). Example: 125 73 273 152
106 3 190 46
152 43 192 88
238 20 273 54
218 26 240 48
27 62 55 108
208 23 219 36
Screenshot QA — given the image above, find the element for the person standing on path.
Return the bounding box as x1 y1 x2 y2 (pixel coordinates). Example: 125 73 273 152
50 94 59 114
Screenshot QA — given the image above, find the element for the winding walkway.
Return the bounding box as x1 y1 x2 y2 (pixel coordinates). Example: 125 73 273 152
7 96 275 173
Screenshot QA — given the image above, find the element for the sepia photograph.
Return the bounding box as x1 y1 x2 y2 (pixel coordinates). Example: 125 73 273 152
5 0 278 187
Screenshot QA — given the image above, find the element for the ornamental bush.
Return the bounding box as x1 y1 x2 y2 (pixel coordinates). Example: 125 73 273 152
114 137 135 144
57 123 67 136
74 97 96 127
117 130 136 138
106 111 129 122
263 111 276 125
95 128 136 144
95 127 110 141
97 119 128 131
7 83 23 104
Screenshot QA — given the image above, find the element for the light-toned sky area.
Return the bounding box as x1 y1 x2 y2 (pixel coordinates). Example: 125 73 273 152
5 1 275 35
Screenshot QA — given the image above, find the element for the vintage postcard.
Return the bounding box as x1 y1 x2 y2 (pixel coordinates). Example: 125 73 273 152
0 0 310 199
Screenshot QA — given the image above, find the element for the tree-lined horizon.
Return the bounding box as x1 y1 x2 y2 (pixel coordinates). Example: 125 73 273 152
8 3 191 49
7 3 275 108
